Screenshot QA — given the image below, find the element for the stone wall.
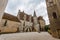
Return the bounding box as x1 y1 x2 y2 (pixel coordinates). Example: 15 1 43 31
39 20 45 31
46 0 60 38
0 19 20 33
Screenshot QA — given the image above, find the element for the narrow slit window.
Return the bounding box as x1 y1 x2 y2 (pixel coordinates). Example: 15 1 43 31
4 20 7 26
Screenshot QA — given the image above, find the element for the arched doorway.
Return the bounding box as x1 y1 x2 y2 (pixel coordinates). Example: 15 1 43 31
25 28 31 32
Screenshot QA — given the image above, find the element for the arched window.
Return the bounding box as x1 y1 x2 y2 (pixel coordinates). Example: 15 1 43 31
53 12 57 19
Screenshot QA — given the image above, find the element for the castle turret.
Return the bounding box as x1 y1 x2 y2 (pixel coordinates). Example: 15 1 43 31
33 10 38 24
33 10 40 32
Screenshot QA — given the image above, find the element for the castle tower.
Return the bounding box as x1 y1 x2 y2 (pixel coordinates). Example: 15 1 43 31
33 11 40 32
33 11 38 24
46 0 60 38
17 10 26 32
17 10 21 22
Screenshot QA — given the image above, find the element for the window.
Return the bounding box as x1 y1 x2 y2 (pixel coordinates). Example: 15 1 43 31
53 12 57 19
4 20 7 26
47 0 53 7
48 0 53 3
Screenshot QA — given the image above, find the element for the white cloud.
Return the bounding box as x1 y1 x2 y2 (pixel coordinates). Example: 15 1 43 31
35 1 50 25
17 5 25 12
21 0 30 4
5 0 50 25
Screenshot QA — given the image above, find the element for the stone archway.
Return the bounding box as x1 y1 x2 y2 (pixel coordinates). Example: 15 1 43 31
23 26 32 32
25 28 31 32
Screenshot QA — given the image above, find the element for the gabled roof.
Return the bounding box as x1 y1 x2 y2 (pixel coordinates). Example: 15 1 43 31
17 11 33 22
2 13 20 22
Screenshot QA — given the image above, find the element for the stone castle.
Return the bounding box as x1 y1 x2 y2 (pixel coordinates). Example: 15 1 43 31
1 0 60 39
0 10 45 33
46 0 60 38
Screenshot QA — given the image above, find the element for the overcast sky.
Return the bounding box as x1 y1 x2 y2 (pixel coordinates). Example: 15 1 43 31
5 0 50 25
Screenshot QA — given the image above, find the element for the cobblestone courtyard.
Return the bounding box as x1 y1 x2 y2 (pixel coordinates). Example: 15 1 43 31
0 32 60 40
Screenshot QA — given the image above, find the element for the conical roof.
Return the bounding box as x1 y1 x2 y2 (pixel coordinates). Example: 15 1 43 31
33 10 36 17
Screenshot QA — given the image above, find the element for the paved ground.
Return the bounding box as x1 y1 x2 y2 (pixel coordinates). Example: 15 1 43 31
0 32 60 40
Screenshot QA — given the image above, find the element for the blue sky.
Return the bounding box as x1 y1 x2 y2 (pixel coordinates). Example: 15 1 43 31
5 0 50 25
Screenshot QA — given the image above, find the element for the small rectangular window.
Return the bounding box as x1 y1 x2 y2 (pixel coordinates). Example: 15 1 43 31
4 20 7 26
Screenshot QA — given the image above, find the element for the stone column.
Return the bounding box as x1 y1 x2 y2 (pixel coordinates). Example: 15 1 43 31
29 15 32 32
0 0 8 22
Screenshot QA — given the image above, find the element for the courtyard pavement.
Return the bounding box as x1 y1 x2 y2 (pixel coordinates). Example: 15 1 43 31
0 32 60 40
